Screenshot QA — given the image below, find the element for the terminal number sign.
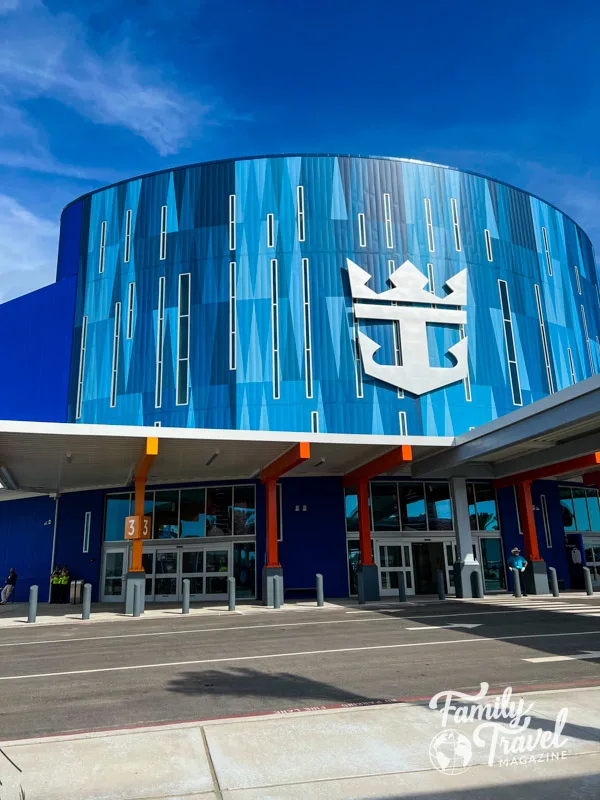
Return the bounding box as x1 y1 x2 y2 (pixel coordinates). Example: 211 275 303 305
124 515 151 540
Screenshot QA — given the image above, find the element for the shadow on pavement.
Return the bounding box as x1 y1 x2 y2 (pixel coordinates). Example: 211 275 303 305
167 665 380 705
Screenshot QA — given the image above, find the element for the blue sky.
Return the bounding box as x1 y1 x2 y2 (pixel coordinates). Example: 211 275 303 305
1 0 599 301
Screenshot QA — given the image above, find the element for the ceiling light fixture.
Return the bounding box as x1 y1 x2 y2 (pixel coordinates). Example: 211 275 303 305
313 458 326 468
205 450 220 467
0 466 17 491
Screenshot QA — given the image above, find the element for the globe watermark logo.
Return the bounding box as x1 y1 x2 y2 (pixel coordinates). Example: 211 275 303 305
427 682 569 773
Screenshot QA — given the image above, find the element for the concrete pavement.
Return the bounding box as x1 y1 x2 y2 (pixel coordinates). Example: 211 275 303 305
2 685 600 799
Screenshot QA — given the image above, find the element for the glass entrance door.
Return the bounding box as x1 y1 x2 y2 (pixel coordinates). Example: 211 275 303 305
584 539 600 589
411 542 446 594
181 546 231 600
101 547 128 602
375 541 415 596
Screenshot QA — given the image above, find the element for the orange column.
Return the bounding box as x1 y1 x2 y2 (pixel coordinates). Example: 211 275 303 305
264 478 280 568
515 480 542 562
357 479 374 566
131 476 146 572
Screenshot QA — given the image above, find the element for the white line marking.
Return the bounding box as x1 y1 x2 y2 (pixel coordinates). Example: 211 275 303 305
524 650 600 663
405 623 482 630
2 630 600 682
0 609 533 649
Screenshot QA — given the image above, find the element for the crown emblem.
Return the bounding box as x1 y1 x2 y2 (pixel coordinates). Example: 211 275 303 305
348 258 469 396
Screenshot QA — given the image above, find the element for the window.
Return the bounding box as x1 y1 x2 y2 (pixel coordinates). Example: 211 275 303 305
267 213 275 248
229 262 237 371
82 511 91 553
560 486 577 531
229 194 236 250
311 410 319 433
345 487 359 532
160 205 167 260
177 273 191 405
399 411 408 436
467 482 499 530
597 285 600 309
98 220 107 274
424 198 435 252
498 280 522 406
540 495 552 548
271 259 280 399
426 483 453 531
124 209 132 263
427 263 435 295
460 324 472 402
542 226 552 276
277 483 283 541
574 265 582 294
398 483 426 531
513 485 522 535
154 421 161 427
75 316 88 420
372 483 400 531
587 488 600 531
154 489 180 539
126 282 135 340
383 193 393 248
296 185 305 242
358 213 367 247
353 318 364 398
104 494 133 541
484 229 493 262
180 489 206 538
110 301 121 408
389 259 404 399
572 487 591 531
581 305 595 375
568 347 576 384
206 486 232 536
450 197 462 251
234 485 256 537
302 258 313 398
534 284 554 393
155 277 165 408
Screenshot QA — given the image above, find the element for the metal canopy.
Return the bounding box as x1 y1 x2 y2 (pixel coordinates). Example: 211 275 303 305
412 374 600 481
0 420 452 497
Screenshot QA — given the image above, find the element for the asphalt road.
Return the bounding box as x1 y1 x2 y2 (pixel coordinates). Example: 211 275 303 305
2 597 600 740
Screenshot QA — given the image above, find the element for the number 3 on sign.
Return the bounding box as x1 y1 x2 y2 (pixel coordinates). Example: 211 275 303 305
124 515 139 539
141 516 151 539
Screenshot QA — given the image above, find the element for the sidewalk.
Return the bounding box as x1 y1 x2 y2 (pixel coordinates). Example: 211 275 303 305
1 685 600 799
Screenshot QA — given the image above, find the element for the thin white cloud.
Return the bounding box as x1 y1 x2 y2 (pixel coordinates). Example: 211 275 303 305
0 194 58 302
0 1 209 155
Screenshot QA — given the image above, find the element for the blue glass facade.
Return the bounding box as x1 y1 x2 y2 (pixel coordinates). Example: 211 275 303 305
62 155 600 436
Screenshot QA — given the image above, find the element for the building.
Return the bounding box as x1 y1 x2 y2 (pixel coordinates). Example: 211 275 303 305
1 154 600 604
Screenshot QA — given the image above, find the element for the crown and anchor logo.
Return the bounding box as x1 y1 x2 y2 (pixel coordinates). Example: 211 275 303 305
348 258 469 395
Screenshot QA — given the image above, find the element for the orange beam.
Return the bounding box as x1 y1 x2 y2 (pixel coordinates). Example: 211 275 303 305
260 442 311 482
583 470 600 488
515 481 542 562
495 451 600 489
130 438 158 572
264 478 279 568
343 445 413 488
357 479 374 566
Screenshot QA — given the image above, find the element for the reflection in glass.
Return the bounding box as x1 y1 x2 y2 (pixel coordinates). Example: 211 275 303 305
234 542 256 598
399 483 426 531
206 576 228 594
426 483 453 531
572 487 591 531
560 487 577 531
206 487 232 536
587 489 600 532
154 490 179 538
345 490 359 532
480 538 506 590
380 545 403 568
182 551 203 573
180 489 206 538
233 486 256 536
104 494 132 541
155 577 176 595
472 483 499 530
105 551 124 578
347 540 360 595
141 552 154 574
467 483 477 531
371 483 399 530
206 550 228 573
188 577 204 594
155 552 178 574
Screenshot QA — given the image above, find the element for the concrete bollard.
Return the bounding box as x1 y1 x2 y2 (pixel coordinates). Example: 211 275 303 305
133 583 142 617
228 577 236 611
436 569 446 601
583 567 594 596
27 585 38 624
398 571 407 603
548 567 560 598
273 576 281 609
512 567 522 598
82 583 92 620
316 573 324 607
472 570 484 599
182 578 190 614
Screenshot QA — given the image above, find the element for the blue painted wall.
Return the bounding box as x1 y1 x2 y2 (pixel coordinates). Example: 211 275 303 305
54 490 105 601
56 199 83 282
0 496 56 601
65 154 600 436
0 277 77 423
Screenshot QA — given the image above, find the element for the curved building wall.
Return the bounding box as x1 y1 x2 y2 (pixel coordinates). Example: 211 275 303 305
62 155 600 436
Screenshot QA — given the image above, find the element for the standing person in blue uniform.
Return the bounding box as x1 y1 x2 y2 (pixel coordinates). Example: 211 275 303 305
507 547 528 596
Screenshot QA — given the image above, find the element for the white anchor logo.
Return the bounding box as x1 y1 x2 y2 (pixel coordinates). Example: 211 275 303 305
348 258 469 395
